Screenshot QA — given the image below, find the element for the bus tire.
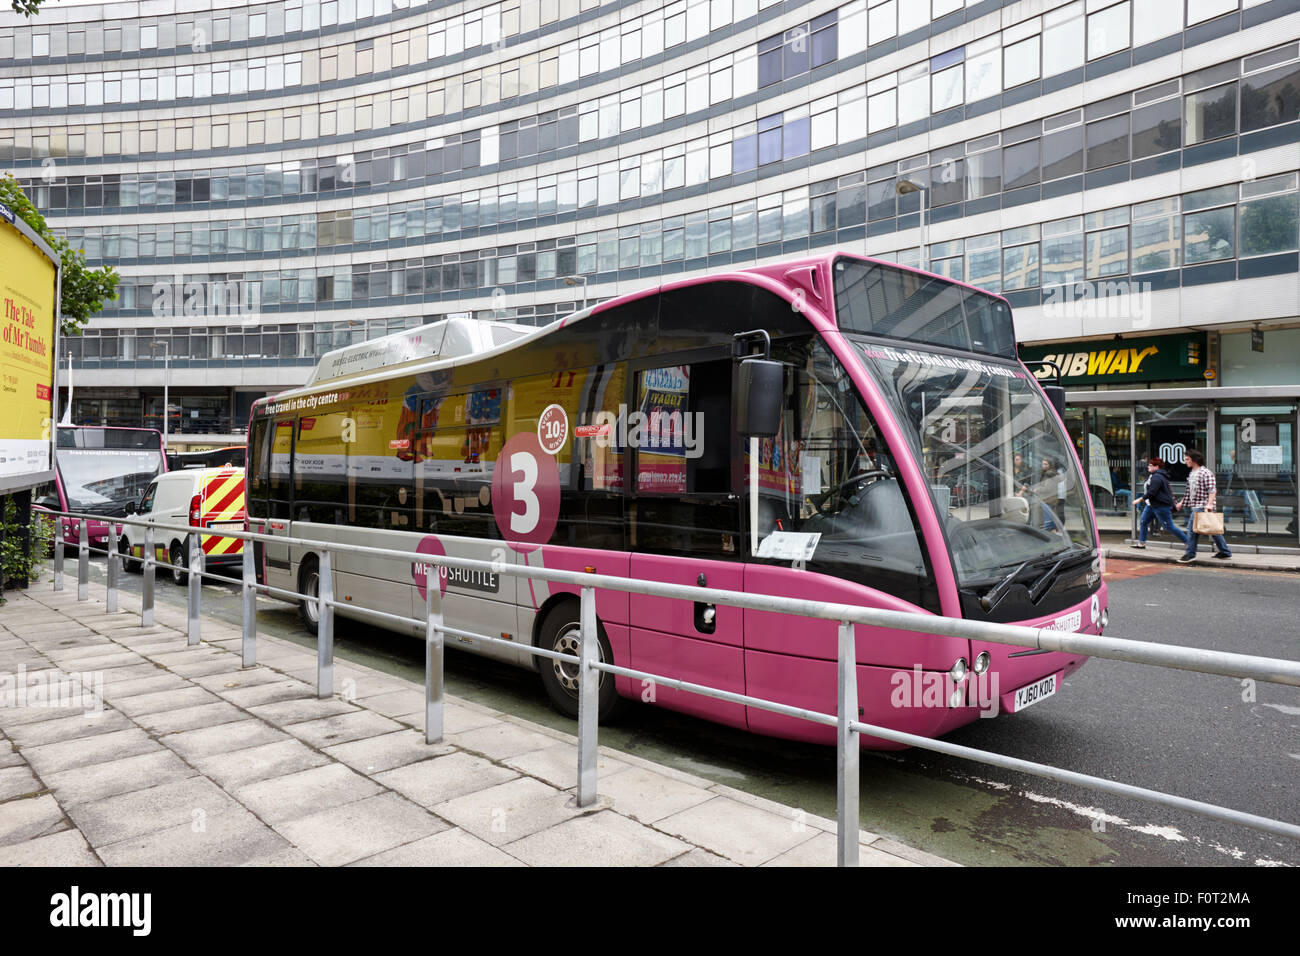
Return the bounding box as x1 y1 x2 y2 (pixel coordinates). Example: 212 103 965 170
298 556 321 635
537 601 621 722
170 543 188 586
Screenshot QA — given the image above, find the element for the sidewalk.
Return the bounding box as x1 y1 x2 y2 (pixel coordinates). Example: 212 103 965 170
1101 536 1300 573
0 586 952 868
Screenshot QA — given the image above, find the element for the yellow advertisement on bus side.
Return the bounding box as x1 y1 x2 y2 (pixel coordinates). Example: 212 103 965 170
0 210 56 483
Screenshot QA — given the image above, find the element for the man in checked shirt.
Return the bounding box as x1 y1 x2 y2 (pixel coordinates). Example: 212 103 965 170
1174 449 1232 563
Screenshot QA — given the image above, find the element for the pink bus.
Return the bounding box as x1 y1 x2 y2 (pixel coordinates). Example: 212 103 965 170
34 426 168 548
247 253 1106 747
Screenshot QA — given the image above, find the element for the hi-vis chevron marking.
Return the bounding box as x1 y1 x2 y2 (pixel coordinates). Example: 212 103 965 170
200 471 246 556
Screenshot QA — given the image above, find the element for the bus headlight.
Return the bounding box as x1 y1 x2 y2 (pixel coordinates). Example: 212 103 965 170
973 651 990 675
1100 609 1109 630
949 657 968 683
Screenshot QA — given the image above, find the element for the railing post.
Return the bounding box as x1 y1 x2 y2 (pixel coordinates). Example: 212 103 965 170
425 577 444 744
53 523 64 592
576 585 599 808
837 619 860 867
141 525 155 627
241 537 257 667
317 550 334 699
105 523 119 613
187 533 202 645
76 518 88 601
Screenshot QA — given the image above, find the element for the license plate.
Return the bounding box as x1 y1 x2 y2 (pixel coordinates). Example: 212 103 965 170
1012 673 1059 713
208 522 242 531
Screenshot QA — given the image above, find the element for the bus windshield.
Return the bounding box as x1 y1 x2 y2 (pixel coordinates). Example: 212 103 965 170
55 429 166 514
853 341 1095 586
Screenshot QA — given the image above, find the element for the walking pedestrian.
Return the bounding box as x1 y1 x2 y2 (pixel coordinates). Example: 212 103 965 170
1132 457 1187 549
1174 449 1231 563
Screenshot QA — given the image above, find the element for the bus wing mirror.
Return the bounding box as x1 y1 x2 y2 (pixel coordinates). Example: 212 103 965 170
1043 385 1066 422
36 495 60 510
124 501 137 515
737 358 784 437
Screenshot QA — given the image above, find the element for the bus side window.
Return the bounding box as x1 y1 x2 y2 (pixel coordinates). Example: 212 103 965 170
269 419 294 520
247 419 269 518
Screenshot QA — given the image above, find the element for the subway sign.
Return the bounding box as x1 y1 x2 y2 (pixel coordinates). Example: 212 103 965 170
1019 333 1207 386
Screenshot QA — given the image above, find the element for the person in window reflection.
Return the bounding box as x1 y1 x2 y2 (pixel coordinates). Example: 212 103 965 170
1012 451 1031 490
1019 457 1061 531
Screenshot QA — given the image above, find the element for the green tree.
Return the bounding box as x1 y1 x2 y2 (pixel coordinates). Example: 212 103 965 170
9 0 47 17
0 174 120 336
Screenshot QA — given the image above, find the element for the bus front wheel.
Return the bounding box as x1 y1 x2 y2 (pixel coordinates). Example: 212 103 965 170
298 556 321 635
537 602 621 722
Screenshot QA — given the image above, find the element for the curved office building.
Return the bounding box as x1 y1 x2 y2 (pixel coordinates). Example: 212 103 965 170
2 0 1299 546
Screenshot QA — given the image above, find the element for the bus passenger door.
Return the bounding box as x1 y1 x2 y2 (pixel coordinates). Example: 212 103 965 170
263 419 295 588
626 358 748 728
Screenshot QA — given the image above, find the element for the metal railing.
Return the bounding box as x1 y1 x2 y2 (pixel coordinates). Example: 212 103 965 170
32 509 1300 866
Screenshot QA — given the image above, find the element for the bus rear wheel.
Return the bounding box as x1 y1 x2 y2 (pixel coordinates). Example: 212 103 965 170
298 556 320 635
537 602 621 721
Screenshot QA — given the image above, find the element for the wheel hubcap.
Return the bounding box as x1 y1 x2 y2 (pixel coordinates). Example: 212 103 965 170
304 572 319 624
552 623 602 697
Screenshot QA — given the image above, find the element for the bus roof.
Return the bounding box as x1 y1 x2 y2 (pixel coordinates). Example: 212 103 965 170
258 251 1004 409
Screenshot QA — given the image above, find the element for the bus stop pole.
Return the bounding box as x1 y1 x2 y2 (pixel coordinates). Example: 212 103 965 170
77 519 88 601
241 539 256 667
141 525 155 627
105 523 119 613
837 620 860 867
317 549 334 699
425 579 444 744
187 533 202 645
576 585 599 808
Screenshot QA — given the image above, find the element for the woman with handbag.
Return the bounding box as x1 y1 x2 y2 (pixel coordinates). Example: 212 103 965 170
1133 456 1188 549
1175 449 1231 563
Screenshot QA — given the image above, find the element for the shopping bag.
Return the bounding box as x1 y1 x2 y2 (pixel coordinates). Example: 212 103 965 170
1193 510 1225 536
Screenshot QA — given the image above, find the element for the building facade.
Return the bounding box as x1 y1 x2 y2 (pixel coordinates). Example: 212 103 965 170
2 0 1298 544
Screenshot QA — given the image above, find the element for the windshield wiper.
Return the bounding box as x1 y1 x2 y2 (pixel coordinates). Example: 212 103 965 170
1026 546 1094 604
979 561 1030 611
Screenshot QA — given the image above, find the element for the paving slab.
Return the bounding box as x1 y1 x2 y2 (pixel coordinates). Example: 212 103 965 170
0 764 43 801
351 827 523 866
246 696 359 726
323 730 453 775
96 806 296 867
2 710 132 749
21 727 161 777
136 700 247 735
432 776 587 847
65 776 241 848
43 749 198 808
655 795 817 867
161 718 289 761
282 710 405 748
504 743 631 792
373 751 519 808
504 810 691 866
274 792 448 867
112 685 219 717
583 765 717 825
0 827 101 866
0 794 68 847
234 763 383 825
191 738 331 791
451 721 563 761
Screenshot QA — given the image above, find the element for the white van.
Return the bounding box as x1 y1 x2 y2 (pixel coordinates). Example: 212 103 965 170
122 467 247 584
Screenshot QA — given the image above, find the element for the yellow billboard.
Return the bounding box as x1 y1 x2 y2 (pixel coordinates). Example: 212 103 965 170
0 205 58 487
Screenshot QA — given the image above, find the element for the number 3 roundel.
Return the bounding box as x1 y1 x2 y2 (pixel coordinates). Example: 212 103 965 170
492 433 561 548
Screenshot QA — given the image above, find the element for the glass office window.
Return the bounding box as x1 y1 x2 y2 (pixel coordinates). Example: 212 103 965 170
1086 226 1129 277
1185 83 1237 144
1086 114 1129 169
1087 2 1130 60
1042 126 1084 180
1004 36 1040 88
1002 139 1040 190
1239 191 1299 257
1001 243 1039 290
1241 61 1300 132
1184 206 1236 263
1131 97 1182 158
1043 13 1085 77
1042 218 1085 286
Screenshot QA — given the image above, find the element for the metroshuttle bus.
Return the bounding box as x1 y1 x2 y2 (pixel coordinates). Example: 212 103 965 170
247 253 1106 747
34 426 168 548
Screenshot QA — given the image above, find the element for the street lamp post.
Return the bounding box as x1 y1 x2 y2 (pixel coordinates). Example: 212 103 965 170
896 178 928 272
150 341 170 450
562 275 589 311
